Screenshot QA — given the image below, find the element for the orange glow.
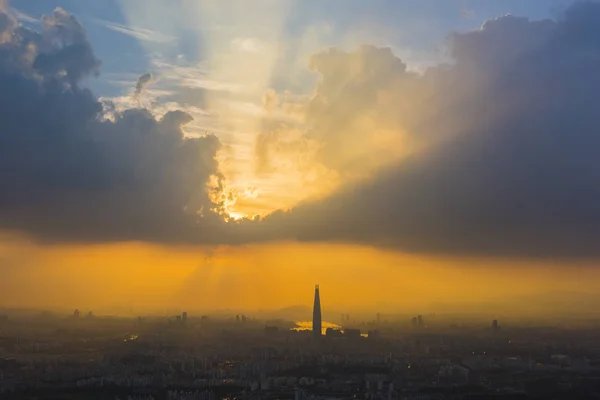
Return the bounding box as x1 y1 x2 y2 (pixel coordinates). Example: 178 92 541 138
2 238 600 318
293 320 341 335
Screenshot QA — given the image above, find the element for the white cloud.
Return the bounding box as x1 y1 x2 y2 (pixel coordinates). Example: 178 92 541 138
11 8 38 24
95 19 175 43
152 60 247 93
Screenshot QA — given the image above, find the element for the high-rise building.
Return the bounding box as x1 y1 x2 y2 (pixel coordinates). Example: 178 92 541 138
73 309 80 319
182 312 188 323
312 284 322 337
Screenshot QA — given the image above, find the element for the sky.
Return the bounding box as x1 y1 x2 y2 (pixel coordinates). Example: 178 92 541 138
2 0 600 317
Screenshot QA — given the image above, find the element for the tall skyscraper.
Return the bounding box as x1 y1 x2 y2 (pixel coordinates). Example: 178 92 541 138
313 284 322 337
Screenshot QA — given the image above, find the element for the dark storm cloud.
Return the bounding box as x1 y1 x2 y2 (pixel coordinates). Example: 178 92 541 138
0 8 226 243
253 1 600 258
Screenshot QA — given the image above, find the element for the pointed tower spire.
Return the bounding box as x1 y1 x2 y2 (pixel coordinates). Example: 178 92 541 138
313 284 322 337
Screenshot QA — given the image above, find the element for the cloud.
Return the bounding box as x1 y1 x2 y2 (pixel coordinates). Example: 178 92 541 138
0 7 227 244
10 8 38 24
251 2 600 258
36 7 101 86
95 19 175 44
134 71 154 99
255 46 422 188
152 60 247 93
0 10 15 43
4 2 600 260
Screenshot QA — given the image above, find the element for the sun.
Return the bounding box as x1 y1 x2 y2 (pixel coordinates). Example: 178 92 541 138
227 211 247 221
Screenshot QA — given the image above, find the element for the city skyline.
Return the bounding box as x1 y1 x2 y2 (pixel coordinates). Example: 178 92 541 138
3 298 599 399
3 1 600 398
2 1 600 314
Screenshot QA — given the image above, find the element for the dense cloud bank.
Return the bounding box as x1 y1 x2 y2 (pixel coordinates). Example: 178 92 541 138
257 2 600 257
0 7 224 243
3 3 600 258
